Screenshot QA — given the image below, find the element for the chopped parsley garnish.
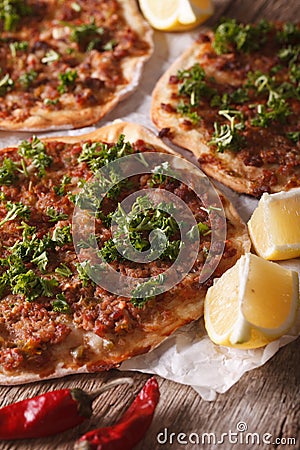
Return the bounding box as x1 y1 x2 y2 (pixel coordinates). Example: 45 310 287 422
276 22 300 45
278 45 299 66
0 221 73 302
149 161 178 187
131 274 166 308
55 263 72 278
54 175 71 196
75 135 134 204
174 64 218 123
69 19 104 52
286 131 300 143
52 293 70 313
18 136 52 177
177 63 216 109
99 197 181 264
46 207 68 222
57 69 78 94
75 261 92 286
52 225 72 246
10 270 58 302
0 157 18 185
247 73 292 127
99 238 121 263
213 18 272 54
78 134 133 171
0 201 30 227
0 73 14 96
187 222 210 240
18 69 38 88
176 101 202 124
9 40 28 57
210 110 245 152
251 97 291 127
210 87 249 108
103 39 117 51
43 97 60 106
0 0 32 31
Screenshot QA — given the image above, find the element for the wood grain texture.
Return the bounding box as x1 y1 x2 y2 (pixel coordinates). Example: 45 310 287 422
0 1 299 449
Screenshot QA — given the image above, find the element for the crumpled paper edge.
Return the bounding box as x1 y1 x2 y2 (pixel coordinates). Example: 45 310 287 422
120 305 300 401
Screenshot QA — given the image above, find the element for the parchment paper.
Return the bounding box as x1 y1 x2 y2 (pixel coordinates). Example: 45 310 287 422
0 30 299 401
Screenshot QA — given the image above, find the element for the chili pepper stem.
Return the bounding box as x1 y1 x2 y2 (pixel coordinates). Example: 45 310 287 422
89 377 134 402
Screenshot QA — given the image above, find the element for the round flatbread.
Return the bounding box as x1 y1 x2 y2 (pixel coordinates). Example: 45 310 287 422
0 121 250 385
151 20 300 196
0 0 153 131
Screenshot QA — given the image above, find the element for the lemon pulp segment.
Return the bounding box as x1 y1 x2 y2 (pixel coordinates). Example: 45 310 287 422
204 253 299 349
248 188 300 260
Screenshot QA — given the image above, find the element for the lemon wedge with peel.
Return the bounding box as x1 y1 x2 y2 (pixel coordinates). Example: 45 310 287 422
138 0 214 31
204 253 299 349
248 188 300 260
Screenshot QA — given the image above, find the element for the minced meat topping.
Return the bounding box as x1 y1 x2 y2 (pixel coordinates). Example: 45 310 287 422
163 20 300 195
0 0 151 123
0 134 239 373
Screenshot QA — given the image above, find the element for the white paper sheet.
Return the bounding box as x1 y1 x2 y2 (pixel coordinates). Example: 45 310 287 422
0 29 299 400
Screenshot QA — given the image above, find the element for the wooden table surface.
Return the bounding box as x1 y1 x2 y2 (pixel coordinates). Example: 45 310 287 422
0 1 299 449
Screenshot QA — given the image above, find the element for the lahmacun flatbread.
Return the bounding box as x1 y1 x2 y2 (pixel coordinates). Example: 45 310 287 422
0 121 250 385
0 0 153 131
151 20 300 197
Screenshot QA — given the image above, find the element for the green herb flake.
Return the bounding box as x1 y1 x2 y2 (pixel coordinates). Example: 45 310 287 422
0 158 18 185
70 18 104 52
18 69 38 88
57 69 78 94
18 136 52 177
52 293 71 313
177 63 216 107
187 222 210 241
131 274 166 308
286 131 300 143
9 40 28 57
0 201 30 227
209 110 245 152
0 73 14 96
55 263 72 278
54 175 71 196
52 225 72 246
0 0 32 31
213 19 272 55
46 207 68 222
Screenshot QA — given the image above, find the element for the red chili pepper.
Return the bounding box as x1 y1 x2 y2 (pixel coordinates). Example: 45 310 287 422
0 377 132 440
74 376 160 450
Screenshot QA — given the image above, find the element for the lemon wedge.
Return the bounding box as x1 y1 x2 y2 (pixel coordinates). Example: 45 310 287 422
138 0 214 32
204 253 299 349
248 188 300 261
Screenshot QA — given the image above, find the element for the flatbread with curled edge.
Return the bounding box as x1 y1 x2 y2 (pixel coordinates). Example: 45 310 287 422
151 21 300 197
0 0 153 131
0 121 250 385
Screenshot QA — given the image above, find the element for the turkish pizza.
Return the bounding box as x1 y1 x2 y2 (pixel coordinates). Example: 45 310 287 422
0 122 250 384
0 0 153 130
151 20 300 197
